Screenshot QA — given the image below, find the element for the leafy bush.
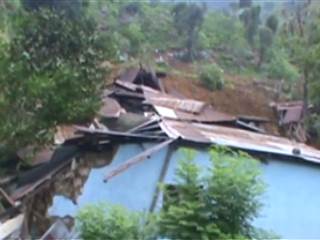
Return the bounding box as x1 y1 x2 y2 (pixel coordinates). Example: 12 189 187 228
305 114 320 143
199 12 248 51
159 147 270 239
264 50 299 81
76 204 158 240
0 9 106 157
199 64 225 90
266 14 278 33
258 26 274 66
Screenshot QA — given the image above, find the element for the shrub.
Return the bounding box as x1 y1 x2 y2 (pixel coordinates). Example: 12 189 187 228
76 204 158 240
199 12 247 51
159 147 270 239
305 114 320 143
264 50 299 82
199 64 225 90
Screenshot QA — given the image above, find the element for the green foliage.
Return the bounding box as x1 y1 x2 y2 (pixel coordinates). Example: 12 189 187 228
138 3 175 51
76 204 158 240
0 9 105 157
258 26 274 66
21 0 86 17
266 14 278 33
159 147 269 239
264 49 299 82
199 12 247 51
199 64 225 90
172 3 205 61
305 114 320 143
240 5 261 46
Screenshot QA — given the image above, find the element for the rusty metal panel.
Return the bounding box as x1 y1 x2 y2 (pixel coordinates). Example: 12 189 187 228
159 120 209 143
281 106 303 124
147 96 206 114
275 101 304 125
144 88 235 123
160 119 320 163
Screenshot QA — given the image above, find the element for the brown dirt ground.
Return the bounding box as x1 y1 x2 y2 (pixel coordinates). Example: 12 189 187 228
162 63 280 135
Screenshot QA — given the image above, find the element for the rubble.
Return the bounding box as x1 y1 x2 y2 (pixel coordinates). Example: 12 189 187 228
1 65 320 238
272 101 307 142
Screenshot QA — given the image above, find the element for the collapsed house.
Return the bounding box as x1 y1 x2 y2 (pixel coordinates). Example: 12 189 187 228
1 67 320 239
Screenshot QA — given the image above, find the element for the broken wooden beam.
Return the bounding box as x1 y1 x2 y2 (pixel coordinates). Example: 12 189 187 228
77 126 167 142
104 139 175 182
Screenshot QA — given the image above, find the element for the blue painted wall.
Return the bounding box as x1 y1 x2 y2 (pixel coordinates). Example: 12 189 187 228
255 159 320 239
49 144 320 238
49 143 168 216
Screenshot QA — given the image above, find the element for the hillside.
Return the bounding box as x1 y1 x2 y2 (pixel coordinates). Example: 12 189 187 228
160 62 280 135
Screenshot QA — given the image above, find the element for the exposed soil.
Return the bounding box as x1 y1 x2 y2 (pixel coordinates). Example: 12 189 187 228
162 62 280 135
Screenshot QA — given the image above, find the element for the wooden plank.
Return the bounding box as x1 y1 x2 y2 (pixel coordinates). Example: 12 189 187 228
127 118 160 133
149 144 176 212
104 139 175 182
0 187 15 207
77 126 167 141
236 120 265 134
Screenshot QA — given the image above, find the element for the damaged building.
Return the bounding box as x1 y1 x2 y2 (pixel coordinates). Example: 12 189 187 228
1 67 320 239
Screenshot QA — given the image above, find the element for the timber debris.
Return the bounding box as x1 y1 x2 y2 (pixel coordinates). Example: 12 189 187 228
1 66 320 239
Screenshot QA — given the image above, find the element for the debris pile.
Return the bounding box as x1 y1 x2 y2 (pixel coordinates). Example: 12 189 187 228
271 101 307 142
1 66 320 238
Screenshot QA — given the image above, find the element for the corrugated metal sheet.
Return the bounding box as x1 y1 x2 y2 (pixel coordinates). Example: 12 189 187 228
144 88 236 123
160 119 320 163
153 104 235 123
282 106 303 124
147 97 206 114
275 101 304 125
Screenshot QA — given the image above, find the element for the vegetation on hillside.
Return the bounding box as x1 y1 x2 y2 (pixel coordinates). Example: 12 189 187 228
0 0 319 159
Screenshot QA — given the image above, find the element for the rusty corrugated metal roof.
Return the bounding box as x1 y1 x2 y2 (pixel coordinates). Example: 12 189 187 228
143 87 236 123
146 96 206 114
160 119 320 163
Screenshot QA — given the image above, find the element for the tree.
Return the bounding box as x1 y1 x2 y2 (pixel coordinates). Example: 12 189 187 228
258 26 274 67
21 0 86 17
159 147 269 239
266 14 278 33
0 8 106 159
240 5 261 46
172 3 205 61
199 12 247 50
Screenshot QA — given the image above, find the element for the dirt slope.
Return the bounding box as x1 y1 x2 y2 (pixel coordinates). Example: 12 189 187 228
162 63 279 135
